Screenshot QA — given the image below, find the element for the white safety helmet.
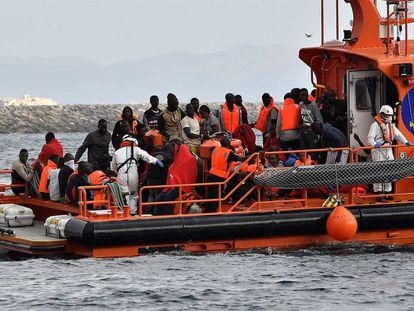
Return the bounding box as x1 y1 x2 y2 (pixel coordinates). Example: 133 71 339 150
379 105 393 116
122 135 138 145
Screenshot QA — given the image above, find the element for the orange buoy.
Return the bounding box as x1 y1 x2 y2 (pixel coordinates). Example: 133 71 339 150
326 206 358 241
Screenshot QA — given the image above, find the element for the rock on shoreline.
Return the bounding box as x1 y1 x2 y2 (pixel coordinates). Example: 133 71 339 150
0 103 262 133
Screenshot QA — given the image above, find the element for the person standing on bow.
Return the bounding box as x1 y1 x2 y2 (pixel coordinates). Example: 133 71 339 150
75 119 112 172
368 105 411 200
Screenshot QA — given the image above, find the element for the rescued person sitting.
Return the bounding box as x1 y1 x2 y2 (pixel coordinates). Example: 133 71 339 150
11 149 34 195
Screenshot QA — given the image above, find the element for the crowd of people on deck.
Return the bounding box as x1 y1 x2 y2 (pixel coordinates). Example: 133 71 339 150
10 88 413 214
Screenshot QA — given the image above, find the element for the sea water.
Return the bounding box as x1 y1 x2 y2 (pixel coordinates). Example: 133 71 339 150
1 133 414 311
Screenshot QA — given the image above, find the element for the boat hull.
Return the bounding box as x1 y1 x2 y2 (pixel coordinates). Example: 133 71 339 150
64 203 414 250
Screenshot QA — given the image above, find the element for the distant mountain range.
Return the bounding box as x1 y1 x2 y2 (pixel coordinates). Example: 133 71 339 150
0 45 312 104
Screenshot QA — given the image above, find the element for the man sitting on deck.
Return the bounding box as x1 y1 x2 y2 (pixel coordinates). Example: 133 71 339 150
11 149 33 195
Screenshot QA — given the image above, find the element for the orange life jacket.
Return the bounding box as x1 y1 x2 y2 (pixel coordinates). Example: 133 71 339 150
89 170 108 208
374 115 394 143
222 102 240 134
256 97 278 132
65 170 79 203
240 163 258 173
280 98 301 131
294 155 313 166
144 129 164 148
39 159 58 193
209 146 231 179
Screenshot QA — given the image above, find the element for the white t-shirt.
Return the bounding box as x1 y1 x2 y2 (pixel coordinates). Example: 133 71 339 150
181 116 200 146
48 168 61 201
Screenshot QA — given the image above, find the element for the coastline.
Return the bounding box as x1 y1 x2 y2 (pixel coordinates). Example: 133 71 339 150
0 103 261 133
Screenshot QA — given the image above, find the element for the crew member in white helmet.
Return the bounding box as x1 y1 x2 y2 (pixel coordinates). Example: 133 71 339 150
111 135 164 215
367 104 412 200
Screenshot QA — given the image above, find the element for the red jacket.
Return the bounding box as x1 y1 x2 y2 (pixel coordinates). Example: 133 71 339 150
38 138 63 164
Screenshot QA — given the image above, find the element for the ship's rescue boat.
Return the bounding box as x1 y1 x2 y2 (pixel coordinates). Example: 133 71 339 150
2 0 414 257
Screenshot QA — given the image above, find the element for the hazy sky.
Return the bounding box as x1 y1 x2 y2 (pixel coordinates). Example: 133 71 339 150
0 0 354 64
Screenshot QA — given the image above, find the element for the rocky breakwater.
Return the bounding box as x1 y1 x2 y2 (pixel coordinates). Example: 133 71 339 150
0 103 262 133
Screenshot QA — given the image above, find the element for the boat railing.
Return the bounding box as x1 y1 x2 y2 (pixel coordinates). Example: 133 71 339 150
353 143 414 202
138 146 356 216
0 169 27 194
78 185 130 219
68 144 414 220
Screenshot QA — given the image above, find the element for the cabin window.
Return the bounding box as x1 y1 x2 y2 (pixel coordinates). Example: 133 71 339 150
355 80 371 110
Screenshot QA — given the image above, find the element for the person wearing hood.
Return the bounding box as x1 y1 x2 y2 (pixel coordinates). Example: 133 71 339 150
75 119 112 171
368 105 412 200
112 106 140 150
111 135 164 215
58 153 75 203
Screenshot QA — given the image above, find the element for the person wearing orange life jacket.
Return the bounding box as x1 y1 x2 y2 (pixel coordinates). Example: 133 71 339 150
276 93 301 151
158 93 186 143
206 135 248 213
368 105 412 200
89 170 109 208
215 93 241 135
39 154 59 200
256 93 279 139
112 106 141 150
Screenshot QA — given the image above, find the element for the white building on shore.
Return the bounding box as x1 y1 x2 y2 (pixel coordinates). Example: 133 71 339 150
0 94 59 106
